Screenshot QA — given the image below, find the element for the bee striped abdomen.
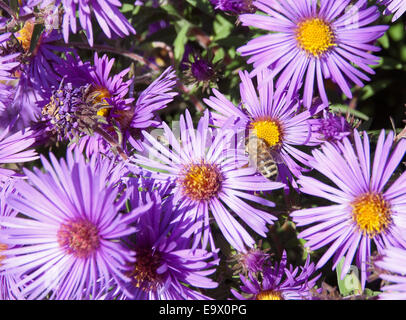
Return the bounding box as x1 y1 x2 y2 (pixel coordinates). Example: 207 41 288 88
245 136 280 181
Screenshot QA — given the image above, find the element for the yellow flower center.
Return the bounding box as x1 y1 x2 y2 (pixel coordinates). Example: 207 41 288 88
91 85 111 117
295 18 336 57
16 21 35 52
256 290 284 300
178 162 223 201
251 119 282 147
351 193 392 238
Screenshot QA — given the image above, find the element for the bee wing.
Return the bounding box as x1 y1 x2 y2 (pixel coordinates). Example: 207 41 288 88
269 149 285 165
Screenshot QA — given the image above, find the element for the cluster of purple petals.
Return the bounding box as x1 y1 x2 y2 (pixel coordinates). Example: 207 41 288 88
130 109 285 252
232 251 320 300
291 129 406 289
309 110 352 144
0 150 145 299
0 181 23 300
40 81 89 140
204 69 325 188
0 33 20 82
49 0 136 46
210 0 256 14
105 176 219 300
379 0 406 21
237 0 388 108
375 244 406 300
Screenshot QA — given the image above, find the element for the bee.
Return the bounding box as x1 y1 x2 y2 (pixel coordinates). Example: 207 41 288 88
245 134 283 181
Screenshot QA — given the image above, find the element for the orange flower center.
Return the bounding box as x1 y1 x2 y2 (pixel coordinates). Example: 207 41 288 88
256 290 284 300
57 219 100 258
178 161 223 201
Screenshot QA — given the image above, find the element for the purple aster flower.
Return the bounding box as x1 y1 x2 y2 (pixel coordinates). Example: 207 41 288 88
210 0 256 14
0 18 7 29
129 109 285 252
375 245 406 300
291 129 406 290
106 177 219 300
309 109 352 144
237 0 388 108
231 245 271 275
57 0 136 46
379 0 406 21
48 53 177 157
183 52 219 93
191 56 215 82
0 148 152 300
19 1 62 32
231 251 320 300
55 52 134 109
204 69 323 186
40 53 133 156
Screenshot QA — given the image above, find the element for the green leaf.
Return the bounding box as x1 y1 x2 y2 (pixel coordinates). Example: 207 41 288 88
329 104 370 121
212 47 225 64
121 3 135 13
364 288 381 298
381 57 403 70
137 163 169 174
29 24 44 53
173 23 190 62
378 33 389 49
213 14 234 40
185 0 215 16
161 4 184 20
389 23 404 42
336 257 362 297
360 79 392 100
400 45 406 62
